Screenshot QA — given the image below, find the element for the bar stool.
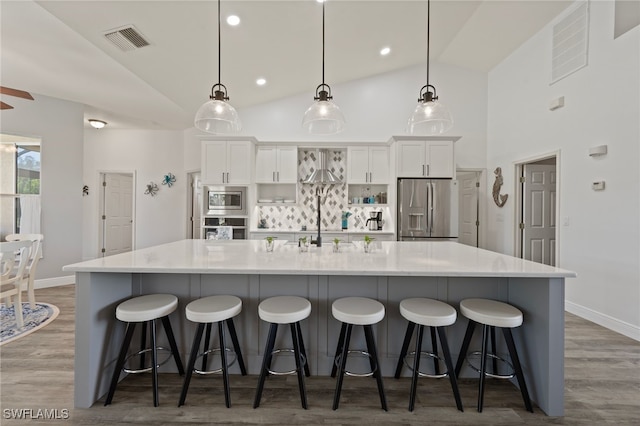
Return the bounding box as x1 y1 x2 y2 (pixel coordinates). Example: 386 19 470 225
178 295 247 408
394 298 463 412
105 294 185 407
253 296 311 409
454 298 533 413
331 297 387 411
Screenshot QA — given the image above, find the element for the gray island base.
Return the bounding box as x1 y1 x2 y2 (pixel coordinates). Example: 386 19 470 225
64 240 575 415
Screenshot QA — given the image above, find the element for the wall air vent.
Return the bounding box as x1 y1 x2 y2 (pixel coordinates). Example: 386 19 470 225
104 25 150 51
550 0 589 84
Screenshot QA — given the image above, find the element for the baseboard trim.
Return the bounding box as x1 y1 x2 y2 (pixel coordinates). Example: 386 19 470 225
34 275 75 289
566 300 640 342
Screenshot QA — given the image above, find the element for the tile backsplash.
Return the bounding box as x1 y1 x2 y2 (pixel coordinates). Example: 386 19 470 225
257 149 390 231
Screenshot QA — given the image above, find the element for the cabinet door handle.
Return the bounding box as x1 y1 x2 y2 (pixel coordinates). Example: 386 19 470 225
226 172 230 183
273 171 276 182
277 171 280 182
222 172 225 183
369 172 372 182
422 165 425 176
426 165 430 176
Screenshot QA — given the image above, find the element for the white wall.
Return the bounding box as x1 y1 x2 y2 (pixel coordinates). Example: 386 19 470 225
0 94 84 281
184 62 488 171
486 1 640 339
83 129 186 259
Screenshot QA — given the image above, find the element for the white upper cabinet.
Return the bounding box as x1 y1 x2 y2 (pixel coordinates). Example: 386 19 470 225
396 140 454 178
347 146 389 183
202 140 252 185
255 146 298 183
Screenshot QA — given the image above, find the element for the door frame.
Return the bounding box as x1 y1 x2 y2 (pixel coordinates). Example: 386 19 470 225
456 168 487 248
185 169 201 239
513 150 561 265
98 170 136 257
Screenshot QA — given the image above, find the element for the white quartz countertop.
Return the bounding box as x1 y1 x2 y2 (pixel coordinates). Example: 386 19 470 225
250 229 394 234
63 239 576 278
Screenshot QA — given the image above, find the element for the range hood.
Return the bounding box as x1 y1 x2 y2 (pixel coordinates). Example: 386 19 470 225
303 149 341 184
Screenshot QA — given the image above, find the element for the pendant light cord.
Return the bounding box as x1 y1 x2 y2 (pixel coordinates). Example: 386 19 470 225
322 1 325 86
218 0 221 87
426 0 430 86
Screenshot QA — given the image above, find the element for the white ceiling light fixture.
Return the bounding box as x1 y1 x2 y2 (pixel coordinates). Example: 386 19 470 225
256 78 266 86
407 0 453 135
226 15 240 26
88 119 107 129
302 0 345 135
194 0 241 134
380 46 391 56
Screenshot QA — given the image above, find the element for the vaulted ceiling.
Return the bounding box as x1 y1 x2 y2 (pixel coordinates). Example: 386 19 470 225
0 0 572 130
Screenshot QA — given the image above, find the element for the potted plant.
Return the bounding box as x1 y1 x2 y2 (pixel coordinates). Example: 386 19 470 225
298 236 309 253
332 237 341 253
265 236 275 252
363 235 374 253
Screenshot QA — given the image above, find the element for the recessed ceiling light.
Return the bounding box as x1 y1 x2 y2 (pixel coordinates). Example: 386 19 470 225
227 15 240 26
256 78 267 86
380 47 391 56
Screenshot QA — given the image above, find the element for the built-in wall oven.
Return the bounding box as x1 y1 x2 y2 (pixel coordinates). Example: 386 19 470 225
202 186 247 240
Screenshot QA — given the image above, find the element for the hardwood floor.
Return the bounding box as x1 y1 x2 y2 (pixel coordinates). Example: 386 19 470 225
1 284 639 425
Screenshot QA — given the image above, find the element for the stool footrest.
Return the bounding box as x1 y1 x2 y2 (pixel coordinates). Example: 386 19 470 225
266 348 307 376
335 350 377 377
122 347 172 374
466 351 515 379
403 350 449 379
193 347 237 375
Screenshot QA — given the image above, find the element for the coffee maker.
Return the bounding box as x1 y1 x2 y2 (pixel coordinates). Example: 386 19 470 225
366 211 383 231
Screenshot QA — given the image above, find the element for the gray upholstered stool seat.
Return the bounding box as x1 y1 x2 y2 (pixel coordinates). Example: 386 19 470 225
179 295 247 408
394 298 463 412
105 294 184 407
455 298 533 413
331 297 387 411
254 296 311 409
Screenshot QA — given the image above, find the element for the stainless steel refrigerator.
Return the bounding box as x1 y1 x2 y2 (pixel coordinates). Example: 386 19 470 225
397 178 459 241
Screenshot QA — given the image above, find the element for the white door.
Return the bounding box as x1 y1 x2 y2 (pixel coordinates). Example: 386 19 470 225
255 146 277 183
347 146 370 183
396 141 425 177
426 141 454 178
457 171 479 247
369 146 390 183
101 173 133 257
276 146 298 183
522 164 556 265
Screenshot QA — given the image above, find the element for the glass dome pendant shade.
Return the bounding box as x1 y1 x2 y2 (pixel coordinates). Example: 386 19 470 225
302 84 345 134
194 83 241 134
194 0 241 134
407 84 453 135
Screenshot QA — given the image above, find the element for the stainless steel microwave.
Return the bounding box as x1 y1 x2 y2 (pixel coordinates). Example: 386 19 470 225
204 186 247 216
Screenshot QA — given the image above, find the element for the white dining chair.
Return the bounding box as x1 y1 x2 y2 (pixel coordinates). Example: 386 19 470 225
1 241 31 328
5 234 43 308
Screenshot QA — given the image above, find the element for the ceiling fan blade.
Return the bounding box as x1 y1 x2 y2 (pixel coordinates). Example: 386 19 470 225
0 86 34 100
0 101 14 110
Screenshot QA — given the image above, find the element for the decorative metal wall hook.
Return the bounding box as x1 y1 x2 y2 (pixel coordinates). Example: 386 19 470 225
492 167 508 207
82 185 89 196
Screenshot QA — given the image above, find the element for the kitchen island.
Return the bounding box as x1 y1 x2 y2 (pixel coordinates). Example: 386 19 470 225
64 239 575 415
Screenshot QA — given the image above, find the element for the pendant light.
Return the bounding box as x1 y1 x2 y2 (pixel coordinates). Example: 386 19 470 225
302 0 345 134
194 0 241 134
407 0 453 135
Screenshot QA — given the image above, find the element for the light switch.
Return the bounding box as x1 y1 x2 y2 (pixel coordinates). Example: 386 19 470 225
592 181 605 191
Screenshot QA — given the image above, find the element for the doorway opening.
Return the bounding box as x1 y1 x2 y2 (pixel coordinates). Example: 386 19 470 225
99 172 135 257
186 171 202 239
515 153 559 266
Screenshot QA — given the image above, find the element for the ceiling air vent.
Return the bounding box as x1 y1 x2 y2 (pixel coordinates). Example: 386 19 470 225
550 0 589 84
104 25 150 51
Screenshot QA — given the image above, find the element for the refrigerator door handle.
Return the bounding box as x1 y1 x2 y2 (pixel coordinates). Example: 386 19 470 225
429 182 435 234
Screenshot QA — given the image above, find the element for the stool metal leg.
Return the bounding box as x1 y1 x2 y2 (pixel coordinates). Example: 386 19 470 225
364 325 388 411
151 319 159 407
394 321 415 379
253 323 278 408
332 323 352 410
502 328 533 412
219 321 231 408
331 323 347 378
290 322 308 409
295 322 311 377
140 322 147 370
437 326 464 412
226 318 247 375
430 327 440 376
201 323 212 372
161 316 185 375
490 326 498 375
477 324 489 412
408 324 425 411
105 322 136 406
178 323 205 406
455 320 477 377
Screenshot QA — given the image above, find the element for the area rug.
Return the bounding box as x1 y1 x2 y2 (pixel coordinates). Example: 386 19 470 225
0 302 60 346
